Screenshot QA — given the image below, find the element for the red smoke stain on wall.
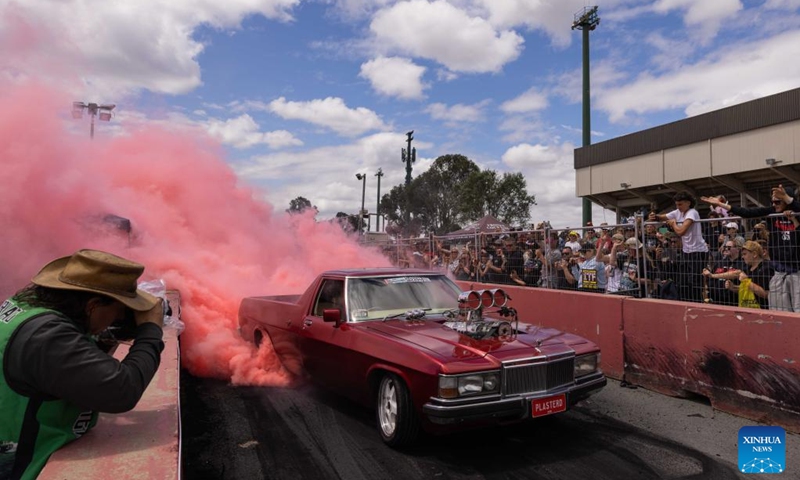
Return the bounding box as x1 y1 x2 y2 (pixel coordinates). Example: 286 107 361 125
0 82 390 387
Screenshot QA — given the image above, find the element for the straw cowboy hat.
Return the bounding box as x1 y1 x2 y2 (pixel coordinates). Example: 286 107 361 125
32 249 158 311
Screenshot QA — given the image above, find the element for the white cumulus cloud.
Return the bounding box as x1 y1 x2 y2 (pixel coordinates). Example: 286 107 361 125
425 101 489 123
0 0 301 99
598 30 800 122
269 97 390 136
359 56 428 99
369 0 523 73
206 114 303 149
500 87 549 113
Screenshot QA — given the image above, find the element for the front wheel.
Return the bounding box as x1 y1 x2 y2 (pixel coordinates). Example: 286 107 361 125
376 373 420 447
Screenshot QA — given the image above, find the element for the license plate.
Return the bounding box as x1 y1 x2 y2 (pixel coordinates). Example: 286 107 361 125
531 394 566 418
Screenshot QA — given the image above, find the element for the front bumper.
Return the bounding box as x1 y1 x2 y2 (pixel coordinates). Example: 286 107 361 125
422 371 607 425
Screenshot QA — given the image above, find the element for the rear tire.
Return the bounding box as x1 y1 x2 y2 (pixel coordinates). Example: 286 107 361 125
376 373 420 447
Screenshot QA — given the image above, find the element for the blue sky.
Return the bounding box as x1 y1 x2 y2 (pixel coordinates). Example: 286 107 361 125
4 0 800 229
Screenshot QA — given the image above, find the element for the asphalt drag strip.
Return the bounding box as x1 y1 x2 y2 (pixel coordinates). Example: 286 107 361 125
181 370 796 479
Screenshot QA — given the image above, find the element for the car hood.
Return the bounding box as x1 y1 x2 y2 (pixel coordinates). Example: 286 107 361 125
363 319 585 371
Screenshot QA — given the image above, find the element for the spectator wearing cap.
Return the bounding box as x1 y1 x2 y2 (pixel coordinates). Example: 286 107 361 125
564 231 582 253
650 191 709 302
703 184 800 311
583 222 597 242
552 245 576 290
597 233 626 294
538 234 564 289
723 222 745 245
643 223 660 253
601 236 652 297
622 237 653 297
751 222 768 242
487 240 507 284
703 237 745 306
562 242 607 292
584 228 598 244
595 223 613 253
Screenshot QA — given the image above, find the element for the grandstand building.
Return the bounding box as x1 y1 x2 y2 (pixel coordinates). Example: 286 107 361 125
575 87 800 220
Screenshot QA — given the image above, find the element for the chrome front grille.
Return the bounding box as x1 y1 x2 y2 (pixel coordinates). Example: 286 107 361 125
503 357 575 396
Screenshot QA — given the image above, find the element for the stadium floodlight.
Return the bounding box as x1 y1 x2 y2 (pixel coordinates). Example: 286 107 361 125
72 102 116 139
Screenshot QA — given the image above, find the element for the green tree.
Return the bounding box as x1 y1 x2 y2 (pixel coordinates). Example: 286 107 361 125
380 153 535 234
334 211 360 233
414 154 479 233
459 171 536 226
491 172 536 226
380 184 425 237
286 196 315 214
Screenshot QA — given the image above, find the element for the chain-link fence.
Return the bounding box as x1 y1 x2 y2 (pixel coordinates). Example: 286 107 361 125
361 210 800 312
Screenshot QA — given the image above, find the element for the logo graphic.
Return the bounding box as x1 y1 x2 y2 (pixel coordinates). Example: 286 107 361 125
72 411 94 437
739 426 785 474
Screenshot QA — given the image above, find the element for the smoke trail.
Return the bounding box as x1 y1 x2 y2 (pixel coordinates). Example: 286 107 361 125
0 82 390 387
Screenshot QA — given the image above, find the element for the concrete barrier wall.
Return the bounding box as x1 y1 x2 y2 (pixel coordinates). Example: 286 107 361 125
456 281 800 433
39 293 182 480
623 298 800 433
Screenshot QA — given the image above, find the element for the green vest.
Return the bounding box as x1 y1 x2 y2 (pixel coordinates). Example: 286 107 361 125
0 298 98 480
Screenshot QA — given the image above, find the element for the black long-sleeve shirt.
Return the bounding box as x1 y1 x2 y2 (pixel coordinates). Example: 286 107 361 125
5 314 164 413
731 204 800 272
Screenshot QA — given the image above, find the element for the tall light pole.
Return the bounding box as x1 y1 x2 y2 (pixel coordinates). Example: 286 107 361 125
72 102 115 139
356 173 367 235
401 131 416 236
375 168 384 232
571 6 599 227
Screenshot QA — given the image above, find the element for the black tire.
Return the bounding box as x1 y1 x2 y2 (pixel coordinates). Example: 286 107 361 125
376 373 420 447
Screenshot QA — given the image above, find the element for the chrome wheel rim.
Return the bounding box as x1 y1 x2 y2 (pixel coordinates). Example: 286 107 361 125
378 378 397 437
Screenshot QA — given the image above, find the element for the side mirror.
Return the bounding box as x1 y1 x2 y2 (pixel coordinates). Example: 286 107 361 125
322 308 343 326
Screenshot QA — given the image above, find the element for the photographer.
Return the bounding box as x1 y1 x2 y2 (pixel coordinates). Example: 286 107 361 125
0 250 164 480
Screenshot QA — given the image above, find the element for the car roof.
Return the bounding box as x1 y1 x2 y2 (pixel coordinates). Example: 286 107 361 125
323 268 441 278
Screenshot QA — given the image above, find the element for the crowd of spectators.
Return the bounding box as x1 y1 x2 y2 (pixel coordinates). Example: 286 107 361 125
377 184 800 312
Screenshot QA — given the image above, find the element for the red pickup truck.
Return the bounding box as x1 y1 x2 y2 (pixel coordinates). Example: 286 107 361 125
238 268 606 446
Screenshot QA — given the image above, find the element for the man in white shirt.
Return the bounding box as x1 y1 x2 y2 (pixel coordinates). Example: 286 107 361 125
649 191 709 302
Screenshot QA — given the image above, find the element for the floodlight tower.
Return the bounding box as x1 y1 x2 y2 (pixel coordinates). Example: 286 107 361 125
401 131 416 236
375 168 384 232
571 6 599 227
356 173 367 235
72 102 116 139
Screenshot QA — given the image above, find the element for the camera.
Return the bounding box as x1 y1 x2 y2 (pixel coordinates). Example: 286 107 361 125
109 309 138 340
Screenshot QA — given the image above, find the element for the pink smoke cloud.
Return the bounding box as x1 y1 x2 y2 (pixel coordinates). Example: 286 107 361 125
0 81 390 387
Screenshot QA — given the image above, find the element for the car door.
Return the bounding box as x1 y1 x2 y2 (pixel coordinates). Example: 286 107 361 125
298 279 354 388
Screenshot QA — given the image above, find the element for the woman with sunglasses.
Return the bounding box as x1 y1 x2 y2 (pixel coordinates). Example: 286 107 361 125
702 185 800 311
703 238 746 306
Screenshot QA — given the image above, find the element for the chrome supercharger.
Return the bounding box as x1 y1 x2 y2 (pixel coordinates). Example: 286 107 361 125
443 289 518 340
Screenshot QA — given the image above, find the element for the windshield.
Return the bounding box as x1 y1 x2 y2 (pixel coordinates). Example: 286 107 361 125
347 275 462 322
